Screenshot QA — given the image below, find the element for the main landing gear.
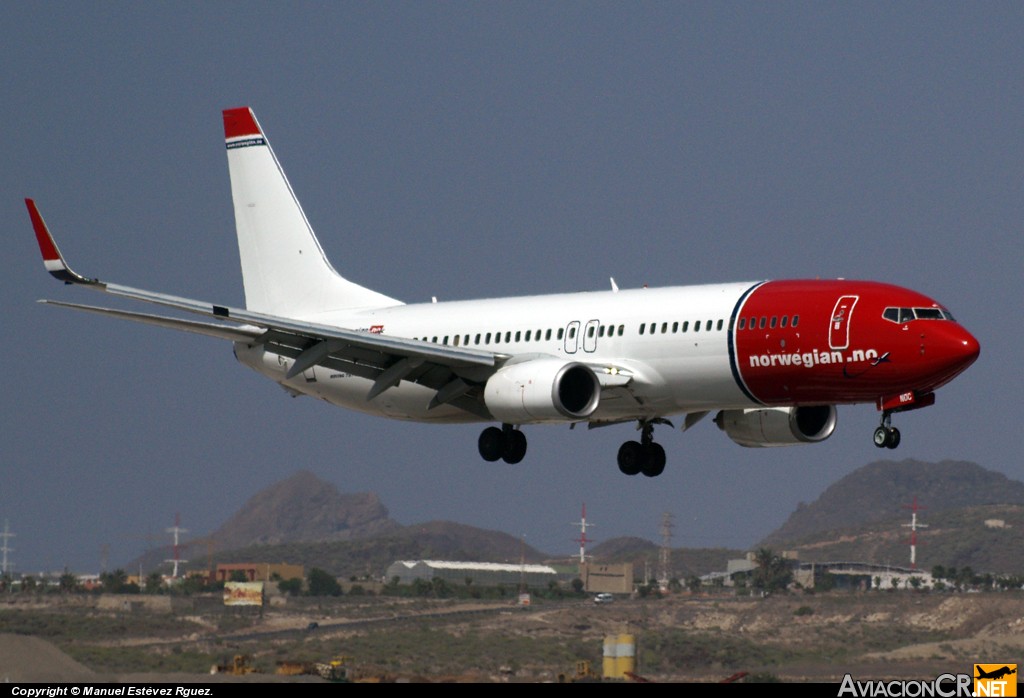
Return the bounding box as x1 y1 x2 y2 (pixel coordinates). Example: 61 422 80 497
873 411 901 449
478 424 528 464
617 419 668 478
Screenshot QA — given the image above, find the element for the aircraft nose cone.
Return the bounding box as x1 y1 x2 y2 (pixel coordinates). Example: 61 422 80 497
934 324 980 378
953 326 981 369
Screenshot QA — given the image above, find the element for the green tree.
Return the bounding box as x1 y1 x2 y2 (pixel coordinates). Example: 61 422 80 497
431 576 450 598
307 568 342 597
59 571 80 593
752 548 792 593
277 577 302 596
229 570 249 583
144 572 164 594
100 569 129 593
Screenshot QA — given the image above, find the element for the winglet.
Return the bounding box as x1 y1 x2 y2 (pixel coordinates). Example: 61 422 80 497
25 199 100 286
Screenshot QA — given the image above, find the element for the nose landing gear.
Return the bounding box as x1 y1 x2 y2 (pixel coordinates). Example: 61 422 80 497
873 411 901 449
617 419 668 477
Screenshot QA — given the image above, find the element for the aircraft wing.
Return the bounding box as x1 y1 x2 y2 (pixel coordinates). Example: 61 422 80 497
29 199 635 419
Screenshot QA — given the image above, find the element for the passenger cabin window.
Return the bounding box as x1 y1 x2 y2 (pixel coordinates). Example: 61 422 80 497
738 318 746 330
780 316 788 328
717 319 724 331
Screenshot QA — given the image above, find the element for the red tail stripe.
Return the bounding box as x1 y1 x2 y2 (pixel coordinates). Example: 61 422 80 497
223 107 261 139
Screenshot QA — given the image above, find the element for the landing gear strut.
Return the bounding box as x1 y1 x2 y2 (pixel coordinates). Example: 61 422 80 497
478 424 527 464
873 411 901 449
617 420 667 477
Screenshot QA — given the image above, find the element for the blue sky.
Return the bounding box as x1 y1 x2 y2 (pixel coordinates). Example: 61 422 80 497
3 3 1020 574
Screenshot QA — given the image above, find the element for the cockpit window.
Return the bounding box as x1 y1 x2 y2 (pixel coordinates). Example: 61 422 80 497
883 306 955 323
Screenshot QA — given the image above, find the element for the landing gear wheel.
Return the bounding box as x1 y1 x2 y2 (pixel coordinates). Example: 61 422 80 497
873 425 901 449
502 429 527 464
873 427 889 448
617 441 643 476
640 443 666 478
478 427 505 462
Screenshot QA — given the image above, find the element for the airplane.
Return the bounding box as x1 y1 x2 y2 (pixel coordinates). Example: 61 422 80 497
976 666 1016 681
26 107 980 478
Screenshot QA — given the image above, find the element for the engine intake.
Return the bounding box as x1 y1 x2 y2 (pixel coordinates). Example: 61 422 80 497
714 405 837 447
484 358 600 424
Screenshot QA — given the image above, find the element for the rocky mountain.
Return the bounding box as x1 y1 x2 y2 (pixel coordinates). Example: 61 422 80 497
208 470 401 550
759 459 1024 574
129 460 1024 579
761 459 1024 547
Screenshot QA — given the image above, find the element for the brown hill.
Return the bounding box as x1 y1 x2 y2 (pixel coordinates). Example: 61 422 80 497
209 470 400 550
759 460 1024 574
761 459 1024 547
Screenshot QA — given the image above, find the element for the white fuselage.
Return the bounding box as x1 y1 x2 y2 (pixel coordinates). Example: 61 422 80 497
234 281 757 423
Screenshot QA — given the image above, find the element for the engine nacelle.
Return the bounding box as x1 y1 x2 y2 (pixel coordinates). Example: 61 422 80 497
484 358 600 424
714 405 837 448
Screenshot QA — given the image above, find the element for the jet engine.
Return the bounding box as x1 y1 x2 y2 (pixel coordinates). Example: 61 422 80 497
484 358 600 424
714 405 837 447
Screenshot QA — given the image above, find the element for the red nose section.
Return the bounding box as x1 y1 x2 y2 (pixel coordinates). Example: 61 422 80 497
923 322 980 391
951 325 981 371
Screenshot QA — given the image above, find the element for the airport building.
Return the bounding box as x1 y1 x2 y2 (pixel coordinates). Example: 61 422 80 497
386 560 558 588
214 563 304 584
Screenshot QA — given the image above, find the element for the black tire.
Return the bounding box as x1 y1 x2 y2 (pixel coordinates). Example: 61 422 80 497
502 429 528 464
873 427 889 448
640 443 666 477
886 427 901 449
617 441 644 476
478 426 505 462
